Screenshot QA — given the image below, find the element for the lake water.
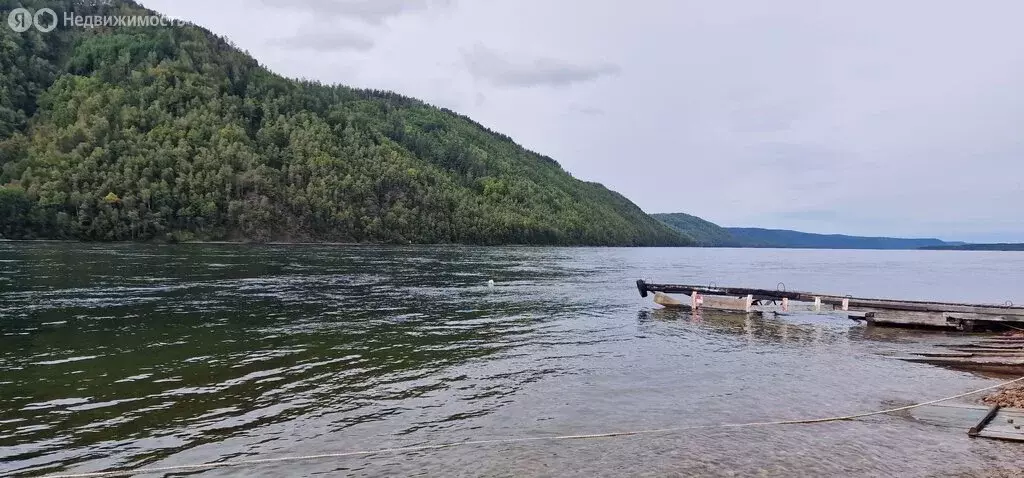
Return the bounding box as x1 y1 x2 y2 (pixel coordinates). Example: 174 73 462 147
2 243 1024 477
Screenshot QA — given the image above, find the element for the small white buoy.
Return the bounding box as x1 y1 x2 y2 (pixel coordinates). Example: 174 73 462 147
487 279 495 287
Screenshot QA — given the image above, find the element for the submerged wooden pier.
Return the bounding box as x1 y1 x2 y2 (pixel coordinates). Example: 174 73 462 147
910 403 1024 443
637 280 1024 443
636 280 1024 331
897 334 1024 375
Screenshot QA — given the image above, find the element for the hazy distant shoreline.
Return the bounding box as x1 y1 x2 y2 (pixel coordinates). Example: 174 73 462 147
919 243 1024 251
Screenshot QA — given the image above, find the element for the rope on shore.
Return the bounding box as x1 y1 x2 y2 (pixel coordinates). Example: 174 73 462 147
47 376 1024 478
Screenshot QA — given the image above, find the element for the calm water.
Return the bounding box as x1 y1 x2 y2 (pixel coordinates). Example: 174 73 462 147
2 243 1024 477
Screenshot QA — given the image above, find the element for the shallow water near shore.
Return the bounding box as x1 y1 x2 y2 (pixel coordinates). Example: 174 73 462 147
2 243 1024 476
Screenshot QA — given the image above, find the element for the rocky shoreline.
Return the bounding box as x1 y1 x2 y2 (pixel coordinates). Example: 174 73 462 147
983 384 1024 408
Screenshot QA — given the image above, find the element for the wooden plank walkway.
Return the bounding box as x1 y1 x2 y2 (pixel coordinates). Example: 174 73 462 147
897 356 1024 374
976 407 1024 442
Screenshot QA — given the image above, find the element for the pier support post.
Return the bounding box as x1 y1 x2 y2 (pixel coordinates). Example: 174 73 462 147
814 297 822 312
691 292 704 310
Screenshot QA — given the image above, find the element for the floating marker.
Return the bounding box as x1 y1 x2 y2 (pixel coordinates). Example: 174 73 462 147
487 280 495 287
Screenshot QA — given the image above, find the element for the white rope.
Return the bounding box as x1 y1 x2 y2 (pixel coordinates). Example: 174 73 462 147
47 376 1024 478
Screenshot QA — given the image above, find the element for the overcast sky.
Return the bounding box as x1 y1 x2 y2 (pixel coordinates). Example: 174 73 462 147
142 0 1024 242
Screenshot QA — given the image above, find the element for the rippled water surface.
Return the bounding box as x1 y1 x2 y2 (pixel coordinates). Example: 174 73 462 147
2 243 1024 476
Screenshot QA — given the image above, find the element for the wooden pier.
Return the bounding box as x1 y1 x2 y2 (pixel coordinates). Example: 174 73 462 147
637 280 1024 331
910 403 1024 443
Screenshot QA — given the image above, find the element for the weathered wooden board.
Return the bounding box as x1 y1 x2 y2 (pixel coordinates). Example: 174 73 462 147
866 311 954 328
652 292 753 312
947 313 1024 322
910 405 1024 441
980 338 1024 344
699 294 752 312
896 356 1024 374
911 351 976 358
910 404 989 429
977 408 1024 442
944 348 1024 356
759 310 870 321
653 292 688 309
952 344 1024 350
977 430 1024 441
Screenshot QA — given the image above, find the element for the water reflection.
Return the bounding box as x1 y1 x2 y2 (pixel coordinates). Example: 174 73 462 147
637 308 855 347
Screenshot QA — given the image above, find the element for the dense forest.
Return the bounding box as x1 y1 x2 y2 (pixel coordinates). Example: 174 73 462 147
0 0 690 246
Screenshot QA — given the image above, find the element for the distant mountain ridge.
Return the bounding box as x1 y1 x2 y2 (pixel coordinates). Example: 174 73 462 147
725 227 963 250
652 213 965 249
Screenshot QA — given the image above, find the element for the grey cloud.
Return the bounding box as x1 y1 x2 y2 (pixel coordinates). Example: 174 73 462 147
747 142 847 173
728 103 805 133
258 0 453 24
775 210 840 221
272 30 375 52
463 45 620 88
420 77 468 110
789 179 843 193
569 104 605 116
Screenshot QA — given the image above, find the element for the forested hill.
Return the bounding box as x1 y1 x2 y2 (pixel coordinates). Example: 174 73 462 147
0 0 689 246
649 213 739 247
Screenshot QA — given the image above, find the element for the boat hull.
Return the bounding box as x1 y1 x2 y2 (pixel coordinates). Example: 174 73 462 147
652 292 753 312
653 292 691 309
